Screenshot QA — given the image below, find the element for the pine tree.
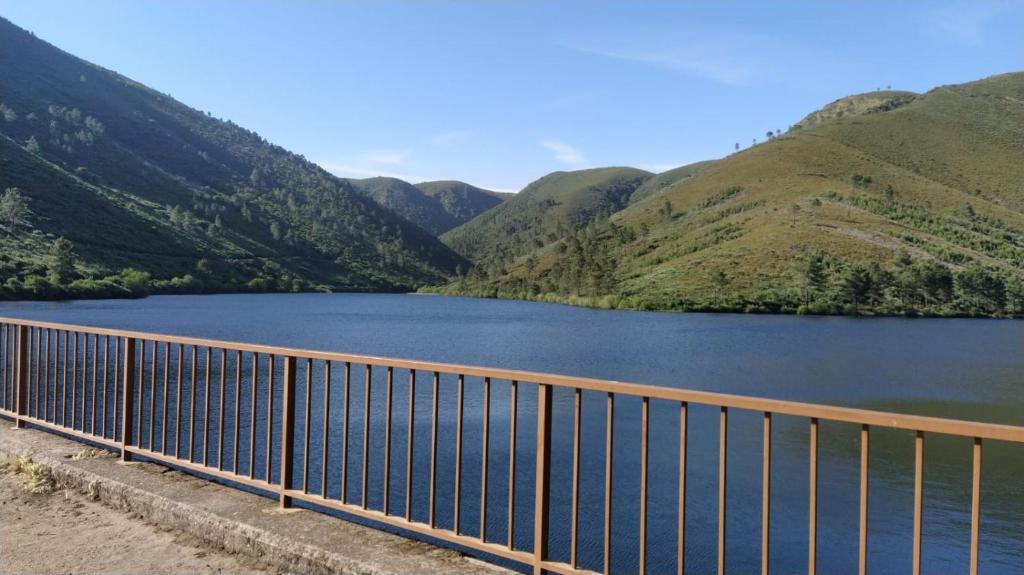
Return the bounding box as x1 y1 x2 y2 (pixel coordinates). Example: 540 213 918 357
801 253 827 304
0 188 31 233
47 237 76 286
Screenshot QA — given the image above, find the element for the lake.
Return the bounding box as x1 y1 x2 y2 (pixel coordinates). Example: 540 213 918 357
1 293 1022 574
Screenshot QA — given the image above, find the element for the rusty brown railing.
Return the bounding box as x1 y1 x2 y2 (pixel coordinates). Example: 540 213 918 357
1 316 1022 575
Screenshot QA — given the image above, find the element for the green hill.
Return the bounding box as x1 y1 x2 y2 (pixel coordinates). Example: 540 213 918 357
348 177 505 236
436 73 1024 317
629 160 717 203
347 177 458 236
0 17 464 299
415 180 508 223
792 90 918 129
440 167 651 266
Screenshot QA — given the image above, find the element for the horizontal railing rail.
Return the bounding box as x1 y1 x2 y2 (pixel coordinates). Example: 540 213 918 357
0 316 1021 575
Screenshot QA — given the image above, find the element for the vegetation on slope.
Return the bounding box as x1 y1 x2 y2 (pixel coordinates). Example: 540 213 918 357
347 177 459 236
348 177 505 236
629 160 717 203
415 180 508 224
792 90 918 129
440 167 651 265
0 17 464 300
434 73 1024 317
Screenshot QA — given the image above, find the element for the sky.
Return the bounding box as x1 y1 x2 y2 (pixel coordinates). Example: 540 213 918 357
1 1 1021 192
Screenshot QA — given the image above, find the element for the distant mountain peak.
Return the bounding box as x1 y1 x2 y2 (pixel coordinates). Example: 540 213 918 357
347 177 507 236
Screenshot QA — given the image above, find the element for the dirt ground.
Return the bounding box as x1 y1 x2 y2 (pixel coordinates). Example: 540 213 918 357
0 463 275 575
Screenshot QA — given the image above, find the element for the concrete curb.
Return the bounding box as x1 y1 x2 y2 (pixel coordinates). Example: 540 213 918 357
0 422 510 575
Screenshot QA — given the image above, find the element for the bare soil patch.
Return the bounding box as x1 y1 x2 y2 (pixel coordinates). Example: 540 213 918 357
0 458 276 575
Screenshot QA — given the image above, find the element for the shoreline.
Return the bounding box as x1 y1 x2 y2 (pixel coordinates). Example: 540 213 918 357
418 286 1023 320
1 287 1018 320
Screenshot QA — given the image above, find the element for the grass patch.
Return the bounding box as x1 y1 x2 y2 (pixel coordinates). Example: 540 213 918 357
4 455 60 494
70 447 104 461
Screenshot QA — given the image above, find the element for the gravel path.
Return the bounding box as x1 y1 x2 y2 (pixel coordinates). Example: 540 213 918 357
0 463 274 575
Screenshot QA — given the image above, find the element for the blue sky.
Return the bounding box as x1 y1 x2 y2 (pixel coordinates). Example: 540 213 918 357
1 1 1021 192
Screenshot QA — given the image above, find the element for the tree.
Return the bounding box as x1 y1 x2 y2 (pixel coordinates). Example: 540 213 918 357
114 268 151 297
766 131 774 140
734 143 739 151
168 205 188 227
849 174 872 190
712 270 729 288
0 188 31 233
906 260 953 307
0 103 16 122
800 252 827 304
711 270 730 306
839 264 875 312
524 255 537 279
196 258 211 276
1005 275 1024 315
659 200 674 222
47 237 76 286
955 265 1005 314
884 184 895 203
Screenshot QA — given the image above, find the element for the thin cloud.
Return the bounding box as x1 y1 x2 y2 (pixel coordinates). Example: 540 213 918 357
572 45 752 85
561 28 774 86
541 139 587 166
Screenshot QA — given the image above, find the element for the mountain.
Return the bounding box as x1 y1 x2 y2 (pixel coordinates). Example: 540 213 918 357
440 167 651 264
0 16 464 298
415 180 508 222
792 90 918 129
629 160 717 203
347 176 458 236
437 73 1024 316
347 177 505 236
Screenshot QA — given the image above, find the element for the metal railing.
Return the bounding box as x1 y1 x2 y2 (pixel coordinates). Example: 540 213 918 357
0 316 1022 575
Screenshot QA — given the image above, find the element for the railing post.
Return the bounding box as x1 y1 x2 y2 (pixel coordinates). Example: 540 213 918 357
121 337 136 462
13 325 28 428
279 355 297 508
532 383 553 575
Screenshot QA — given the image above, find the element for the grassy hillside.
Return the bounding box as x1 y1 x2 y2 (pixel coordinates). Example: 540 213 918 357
629 160 717 203
792 90 918 129
435 73 1024 317
415 180 507 223
348 177 505 236
0 16 464 299
440 167 651 265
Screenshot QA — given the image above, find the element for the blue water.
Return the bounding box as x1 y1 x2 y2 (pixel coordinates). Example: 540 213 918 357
1 293 1022 574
